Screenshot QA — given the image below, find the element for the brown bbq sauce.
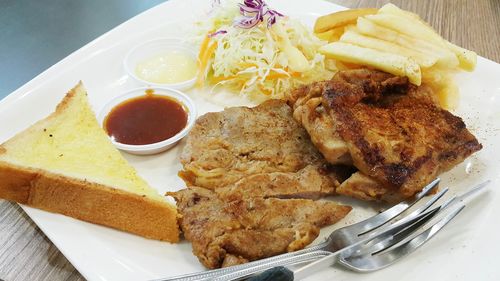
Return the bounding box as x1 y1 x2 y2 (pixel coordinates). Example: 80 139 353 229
104 90 188 145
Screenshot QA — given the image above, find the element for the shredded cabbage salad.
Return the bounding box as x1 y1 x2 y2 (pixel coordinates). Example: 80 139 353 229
195 0 335 102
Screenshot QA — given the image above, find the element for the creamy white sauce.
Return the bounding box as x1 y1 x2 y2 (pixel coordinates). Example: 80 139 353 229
135 50 197 84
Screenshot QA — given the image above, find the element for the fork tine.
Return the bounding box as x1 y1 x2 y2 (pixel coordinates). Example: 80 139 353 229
349 180 490 258
340 203 466 272
350 203 446 257
404 187 449 220
353 186 449 253
441 180 490 209
293 203 444 279
350 178 440 235
338 204 442 259
356 204 447 257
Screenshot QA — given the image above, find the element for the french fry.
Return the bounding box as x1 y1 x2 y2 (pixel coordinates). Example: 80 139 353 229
335 61 363 70
422 68 460 109
314 8 378 33
364 13 476 71
329 26 347 42
378 3 421 21
378 3 476 70
355 17 459 68
364 14 444 45
443 41 477 71
320 42 421 85
316 4 476 88
437 81 459 110
421 67 458 86
339 29 438 68
315 27 347 42
378 3 453 41
315 29 335 41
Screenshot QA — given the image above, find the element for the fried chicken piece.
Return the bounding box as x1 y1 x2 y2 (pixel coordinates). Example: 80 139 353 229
288 81 352 165
287 71 413 200
169 187 351 268
323 69 482 199
287 69 482 201
337 171 398 202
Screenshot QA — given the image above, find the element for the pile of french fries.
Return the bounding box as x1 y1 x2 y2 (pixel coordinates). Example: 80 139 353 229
314 4 477 108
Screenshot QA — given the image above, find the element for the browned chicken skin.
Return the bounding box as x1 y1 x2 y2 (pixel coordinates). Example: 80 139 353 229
289 69 482 201
288 81 353 165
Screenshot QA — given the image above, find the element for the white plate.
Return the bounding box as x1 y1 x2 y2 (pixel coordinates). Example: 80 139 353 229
0 0 499 280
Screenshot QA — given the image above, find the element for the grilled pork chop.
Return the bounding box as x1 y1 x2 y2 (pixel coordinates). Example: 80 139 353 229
289 69 482 201
174 100 352 268
179 99 340 194
215 165 346 201
169 187 351 268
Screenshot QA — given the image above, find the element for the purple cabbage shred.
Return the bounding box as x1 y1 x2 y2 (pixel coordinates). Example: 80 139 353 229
235 0 284 29
210 0 284 36
208 30 228 37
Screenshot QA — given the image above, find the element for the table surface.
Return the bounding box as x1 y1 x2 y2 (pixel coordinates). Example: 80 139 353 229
0 0 499 280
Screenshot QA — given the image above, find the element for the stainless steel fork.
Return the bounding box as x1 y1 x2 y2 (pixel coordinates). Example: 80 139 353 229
243 202 466 281
338 179 489 272
224 180 490 281
157 178 449 281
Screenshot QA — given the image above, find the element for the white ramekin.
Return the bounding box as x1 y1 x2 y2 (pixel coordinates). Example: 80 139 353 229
98 87 197 155
123 38 198 90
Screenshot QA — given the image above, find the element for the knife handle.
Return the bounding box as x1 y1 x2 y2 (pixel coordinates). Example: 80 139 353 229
247 266 294 281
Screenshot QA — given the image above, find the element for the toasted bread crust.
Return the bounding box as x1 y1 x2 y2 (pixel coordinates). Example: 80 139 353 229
0 82 179 242
0 160 179 242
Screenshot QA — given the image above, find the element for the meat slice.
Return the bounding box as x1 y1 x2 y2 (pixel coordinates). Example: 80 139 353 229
179 99 338 193
169 187 351 269
337 172 397 201
323 69 482 199
215 165 354 201
174 100 352 268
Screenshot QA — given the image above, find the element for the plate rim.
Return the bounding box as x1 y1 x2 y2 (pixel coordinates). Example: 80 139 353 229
2 0 500 280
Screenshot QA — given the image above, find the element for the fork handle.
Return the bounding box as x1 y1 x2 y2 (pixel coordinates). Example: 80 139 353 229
247 266 294 281
213 250 330 281
155 248 330 281
250 254 338 281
